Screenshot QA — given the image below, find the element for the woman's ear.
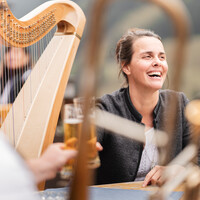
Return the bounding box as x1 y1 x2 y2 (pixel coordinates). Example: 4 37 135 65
122 64 131 75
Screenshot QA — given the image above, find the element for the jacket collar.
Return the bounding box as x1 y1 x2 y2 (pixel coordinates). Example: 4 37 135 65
125 87 142 122
124 87 161 122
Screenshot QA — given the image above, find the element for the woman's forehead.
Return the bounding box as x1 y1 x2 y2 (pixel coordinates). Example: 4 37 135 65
132 36 165 53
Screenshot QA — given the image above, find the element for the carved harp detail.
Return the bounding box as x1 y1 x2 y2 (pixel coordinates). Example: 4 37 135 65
0 0 86 159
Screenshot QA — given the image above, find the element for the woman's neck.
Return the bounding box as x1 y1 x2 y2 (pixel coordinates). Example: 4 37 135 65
128 85 159 128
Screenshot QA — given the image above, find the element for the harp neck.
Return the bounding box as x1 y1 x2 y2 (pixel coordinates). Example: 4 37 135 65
0 0 85 47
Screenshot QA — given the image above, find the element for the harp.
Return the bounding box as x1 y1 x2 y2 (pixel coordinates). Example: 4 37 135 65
0 0 85 159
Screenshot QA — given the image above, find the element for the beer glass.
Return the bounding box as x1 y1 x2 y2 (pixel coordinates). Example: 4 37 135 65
73 97 100 169
60 104 81 179
0 104 12 127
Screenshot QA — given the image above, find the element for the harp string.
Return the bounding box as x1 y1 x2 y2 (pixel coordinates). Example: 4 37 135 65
0 0 86 164
0 1 8 131
0 6 57 146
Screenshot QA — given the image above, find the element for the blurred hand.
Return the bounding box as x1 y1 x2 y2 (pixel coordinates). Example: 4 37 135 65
96 142 103 151
142 164 185 187
26 143 77 184
142 165 165 187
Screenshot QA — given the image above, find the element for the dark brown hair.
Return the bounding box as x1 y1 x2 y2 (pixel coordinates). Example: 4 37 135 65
116 28 161 85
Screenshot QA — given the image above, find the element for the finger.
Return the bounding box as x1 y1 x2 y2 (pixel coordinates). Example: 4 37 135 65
156 177 164 187
96 142 103 151
57 143 66 149
51 142 66 149
157 171 167 186
64 149 77 160
150 171 162 185
142 166 160 187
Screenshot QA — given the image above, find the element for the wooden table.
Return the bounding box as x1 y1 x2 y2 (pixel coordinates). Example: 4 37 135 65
93 181 185 199
94 181 184 192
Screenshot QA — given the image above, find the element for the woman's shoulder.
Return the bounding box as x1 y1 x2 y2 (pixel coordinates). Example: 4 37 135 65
96 87 128 111
159 89 189 105
100 87 126 100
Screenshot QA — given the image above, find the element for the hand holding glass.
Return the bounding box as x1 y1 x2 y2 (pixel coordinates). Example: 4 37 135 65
60 100 100 179
73 97 100 169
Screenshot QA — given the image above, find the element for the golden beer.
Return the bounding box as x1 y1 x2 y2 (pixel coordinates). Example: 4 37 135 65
0 104 12 127
73 97 100 168
63 119 100 167
60 118 82 179
60 102 100 179
87 120 100 169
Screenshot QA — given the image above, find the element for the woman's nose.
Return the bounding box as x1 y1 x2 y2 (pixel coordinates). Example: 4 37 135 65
152 57 161 67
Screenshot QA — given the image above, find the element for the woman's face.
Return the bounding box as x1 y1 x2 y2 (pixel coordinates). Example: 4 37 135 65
123 36 168 92
4 47 29 69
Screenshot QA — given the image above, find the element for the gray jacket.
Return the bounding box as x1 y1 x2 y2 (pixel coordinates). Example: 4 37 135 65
95 87 194 185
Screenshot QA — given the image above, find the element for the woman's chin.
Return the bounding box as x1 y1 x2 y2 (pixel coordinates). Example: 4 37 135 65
148 84 163 91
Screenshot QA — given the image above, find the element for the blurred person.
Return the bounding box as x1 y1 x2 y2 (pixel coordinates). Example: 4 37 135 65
0 131 76 200
95 28 198 187
0 46 31 104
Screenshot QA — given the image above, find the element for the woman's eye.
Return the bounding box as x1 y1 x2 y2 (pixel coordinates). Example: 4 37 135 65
143 55 151 59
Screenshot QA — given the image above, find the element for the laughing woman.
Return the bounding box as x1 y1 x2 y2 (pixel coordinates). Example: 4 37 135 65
95 28 197 186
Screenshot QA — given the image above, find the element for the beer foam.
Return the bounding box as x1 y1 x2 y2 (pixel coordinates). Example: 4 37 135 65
64 118 82 124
